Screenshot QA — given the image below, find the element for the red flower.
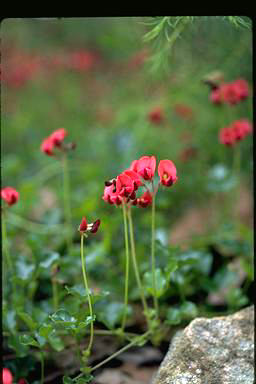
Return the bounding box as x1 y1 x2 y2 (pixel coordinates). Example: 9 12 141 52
41 137 54 156
232 119 252 141
158 160 178 187
148 107 164 124
68 51 96 71
1 187 19 206
18 379 27 384
219 126 236 146
221 83 240 105
79 217 100 234
103 184 122 206
210 88 222 105
2 368 13 384
116 172 137 199
137 191 152 208
233 79 249 101
130 156 156 181
50 128 68 147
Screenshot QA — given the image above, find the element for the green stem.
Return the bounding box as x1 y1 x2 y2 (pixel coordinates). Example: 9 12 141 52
2 213 16 302
233 143 241 223
126 207 148 316
62 154 72 254
74 330 151 381
121 202 130 332
40 350 44 384
51 265 59 312
80 235 94 353
151 182 158 317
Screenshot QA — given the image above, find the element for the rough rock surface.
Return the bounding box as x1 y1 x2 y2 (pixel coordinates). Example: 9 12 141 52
153 306 254 384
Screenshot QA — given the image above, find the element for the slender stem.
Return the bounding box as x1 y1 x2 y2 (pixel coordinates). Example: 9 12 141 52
51 265 59 311
91 331 151 372
126 207 148 316
2 213 16 301
80 235 94 353
40 350 45 384
74 330 152 381
62 154 72 254
151 181 158 317
233 143 241 223
121 202 130 332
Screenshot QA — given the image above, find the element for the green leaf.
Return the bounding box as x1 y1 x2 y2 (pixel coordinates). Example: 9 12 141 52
77 375 94 383
39 324 53 338
48 332 65 351
35 332 46 347
17 311 38 331
7 334 29 357
5 310 17 333
95 302 131 329
180 301 198 319
63 376 74 384
39 252 60 270
143 268 167 297
166 308 182 325
50 309 77 329
16 260 35 282
19 334 40 348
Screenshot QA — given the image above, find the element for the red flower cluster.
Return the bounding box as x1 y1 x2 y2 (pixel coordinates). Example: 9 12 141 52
219 119 252 146
79 217 101 234
1 187 19 206
41 128 68 156
148 107 164 124
210 79 249 105
103 156 177 207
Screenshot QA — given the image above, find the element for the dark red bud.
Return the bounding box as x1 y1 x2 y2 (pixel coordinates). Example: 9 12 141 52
90 219 101 233
79 217 88 232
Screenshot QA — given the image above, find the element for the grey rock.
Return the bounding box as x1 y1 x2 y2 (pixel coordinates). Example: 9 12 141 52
153 306 254 384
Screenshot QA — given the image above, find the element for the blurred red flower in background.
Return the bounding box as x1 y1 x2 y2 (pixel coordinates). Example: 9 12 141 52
1 187 19 206
148 107 164 124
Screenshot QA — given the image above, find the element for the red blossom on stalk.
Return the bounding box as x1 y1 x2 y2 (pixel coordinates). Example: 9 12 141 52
210 88 222 105
219 120 252 146
130 156 156 181
2 368 13 384
79 217 100 234
49 128 68 146
1 187 19 206
219 126 236 146
137 191 152 208
41 137 55 156
148 107 164 124
41 128 70 156
158 160 178 187
103 183 122 206
210 79 250 106
18 379 27 384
